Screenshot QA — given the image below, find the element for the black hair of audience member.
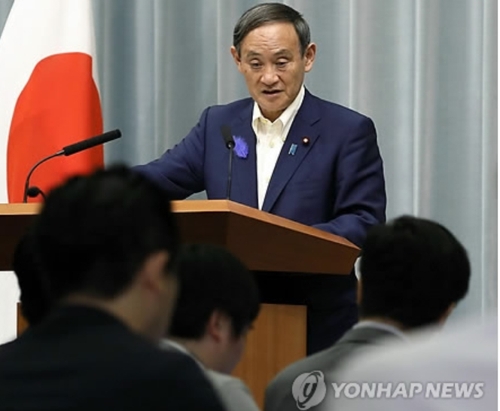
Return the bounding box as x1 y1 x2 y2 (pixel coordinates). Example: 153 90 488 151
359 215 471 328
32 165 180 301
169 244 260 339
12 230 50 326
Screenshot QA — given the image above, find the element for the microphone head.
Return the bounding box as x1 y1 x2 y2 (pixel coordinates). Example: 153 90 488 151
105 129 122 139
62 129 122 156
26 186 46 199
220 125 234 149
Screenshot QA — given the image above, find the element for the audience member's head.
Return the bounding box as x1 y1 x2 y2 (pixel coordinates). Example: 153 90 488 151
31 165 180 341
12 229 50 326
168 244 260 374
359 215 470 329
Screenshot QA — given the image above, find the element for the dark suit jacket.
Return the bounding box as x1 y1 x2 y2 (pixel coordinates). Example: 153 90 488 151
0 305 226 411
134 89 385 247
135 90 386 352
264 325 405 411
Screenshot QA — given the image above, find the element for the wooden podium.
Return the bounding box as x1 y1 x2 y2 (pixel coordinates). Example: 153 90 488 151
0 200 359 407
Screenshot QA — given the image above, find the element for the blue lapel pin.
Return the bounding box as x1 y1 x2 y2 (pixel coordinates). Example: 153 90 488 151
288 143 298 156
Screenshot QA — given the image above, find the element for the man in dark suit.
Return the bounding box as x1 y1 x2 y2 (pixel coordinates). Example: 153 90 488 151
264 216 471 411
135 2 386 354
0 167 225 411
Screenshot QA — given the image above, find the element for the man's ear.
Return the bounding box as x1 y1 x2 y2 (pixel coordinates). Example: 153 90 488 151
206 310 232 342
230 46 243 72
138 251 170 294
356 278 363 306
438 303 456 325
304 42 316 72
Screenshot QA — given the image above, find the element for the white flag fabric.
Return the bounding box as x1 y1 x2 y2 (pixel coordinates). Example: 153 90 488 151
0 272 20 344
0 0 104 204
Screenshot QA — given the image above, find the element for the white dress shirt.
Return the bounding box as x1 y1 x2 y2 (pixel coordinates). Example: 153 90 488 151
252 86 305 209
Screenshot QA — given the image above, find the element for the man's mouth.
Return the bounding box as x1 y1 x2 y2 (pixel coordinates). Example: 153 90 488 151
262 90 281 95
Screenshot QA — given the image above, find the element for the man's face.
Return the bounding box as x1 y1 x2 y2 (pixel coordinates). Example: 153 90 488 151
149 253 179 341
159 273 179 335
231 22 316 122
215 319 252 374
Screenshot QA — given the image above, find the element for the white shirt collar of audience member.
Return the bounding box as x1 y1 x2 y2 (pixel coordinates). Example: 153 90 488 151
160 339 205 370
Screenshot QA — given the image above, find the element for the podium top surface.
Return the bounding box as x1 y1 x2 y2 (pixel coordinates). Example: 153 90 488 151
171 199 356 247
0 200 360 274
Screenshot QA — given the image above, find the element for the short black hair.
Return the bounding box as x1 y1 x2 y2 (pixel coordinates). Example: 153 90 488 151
233 3 311 56
169 244 260 339
32 165 179 301
13 229 50 325
360 215 471 328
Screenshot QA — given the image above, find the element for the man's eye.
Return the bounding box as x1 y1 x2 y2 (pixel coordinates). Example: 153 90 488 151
276 61 288 68
250 62 262 69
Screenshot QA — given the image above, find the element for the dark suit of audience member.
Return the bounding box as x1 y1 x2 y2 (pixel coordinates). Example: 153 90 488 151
0 167 225 411
0 305 225 411
10 228 50 326
265 215 471 411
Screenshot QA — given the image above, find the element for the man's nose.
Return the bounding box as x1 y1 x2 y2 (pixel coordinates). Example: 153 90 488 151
260 65 279 86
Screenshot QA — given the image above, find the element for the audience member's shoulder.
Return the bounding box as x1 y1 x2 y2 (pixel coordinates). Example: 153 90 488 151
205 369 260 411
205 369 248 390
0 327 45 362
333 316 496 410
269 336 370 389
0 338 16 357
0 333 224 410
269 347 332 388
127 335 203 375
341 315 496 378
128 349 226 410
265 343 362 411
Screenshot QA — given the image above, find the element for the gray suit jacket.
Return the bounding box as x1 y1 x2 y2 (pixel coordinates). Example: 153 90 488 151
264 325 405 411
161 339 260 411
205 369 260 411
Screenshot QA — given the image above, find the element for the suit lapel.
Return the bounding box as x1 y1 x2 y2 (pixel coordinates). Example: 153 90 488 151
229 104 258 209
262 91 321 212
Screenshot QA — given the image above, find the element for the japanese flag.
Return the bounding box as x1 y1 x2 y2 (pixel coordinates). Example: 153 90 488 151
0 0 103 204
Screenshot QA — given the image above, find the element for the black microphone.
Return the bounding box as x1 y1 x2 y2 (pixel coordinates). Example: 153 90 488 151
62 129 121 156
220 125 234 199
221 125 235 149
22 129 122 203
26 186 46 200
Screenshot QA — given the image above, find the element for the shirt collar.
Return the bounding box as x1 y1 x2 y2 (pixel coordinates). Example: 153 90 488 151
160 339 205 370
252 85 305 135
353 320 409 342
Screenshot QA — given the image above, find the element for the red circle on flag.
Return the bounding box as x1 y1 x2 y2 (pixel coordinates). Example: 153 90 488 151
7 52 103 202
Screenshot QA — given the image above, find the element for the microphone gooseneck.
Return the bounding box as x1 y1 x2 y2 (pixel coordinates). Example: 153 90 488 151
22 129 122 203
23 151 63 203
